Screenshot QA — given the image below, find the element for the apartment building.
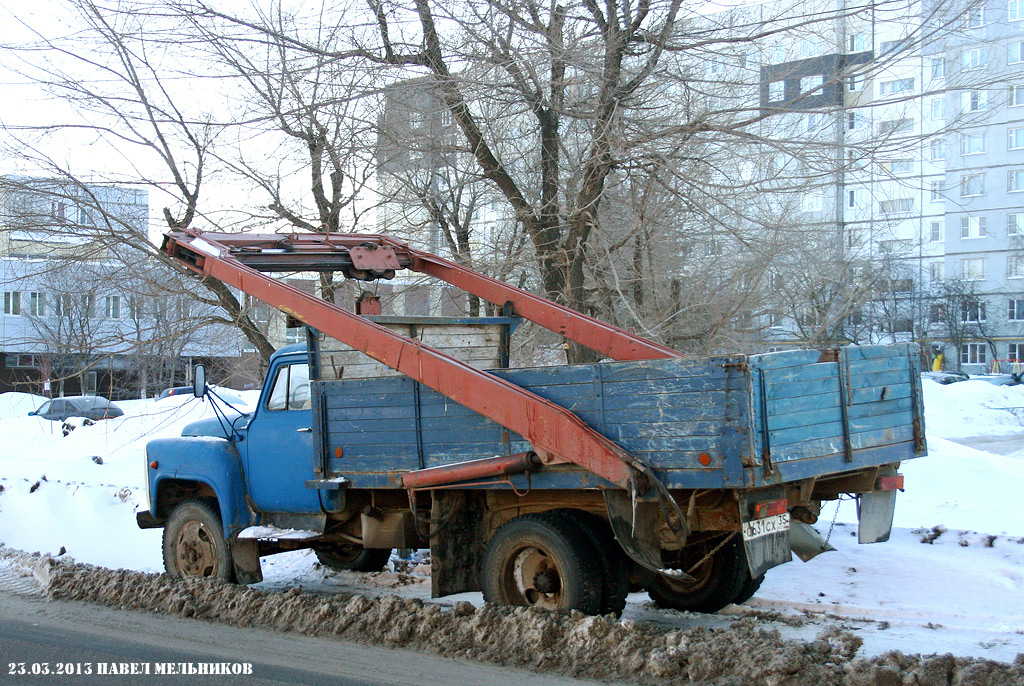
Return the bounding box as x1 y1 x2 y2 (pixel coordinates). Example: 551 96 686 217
0 176 243 397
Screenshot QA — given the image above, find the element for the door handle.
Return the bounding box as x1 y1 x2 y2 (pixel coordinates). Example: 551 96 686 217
297 427 312 433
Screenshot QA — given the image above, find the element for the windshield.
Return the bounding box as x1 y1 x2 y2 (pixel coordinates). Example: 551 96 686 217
75 397 111 410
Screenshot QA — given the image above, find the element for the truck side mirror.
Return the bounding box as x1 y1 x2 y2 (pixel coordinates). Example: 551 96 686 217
193 364 207 398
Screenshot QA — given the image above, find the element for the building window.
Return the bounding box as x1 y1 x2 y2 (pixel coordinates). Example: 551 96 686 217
930 140 946 160
962 90 988 111
3 292 21 316
878 118 914 136
1012 85 1024 107
930 98 945 120
28 292 45 317
960 173 986 197
879 39 908 54
960 257 987 280
800 75 825 93
1009 343 1024 362
1010 169 1024 192
104 295 121 319
1010 41 1024 64
802 191 825 212
1008 254 1024 278
961 300 987 322
961 47 988 70
1012 0 1023 21
707 55 725 74
961 216 987 238
880 78 915 95
847 75 861 91
846 112 861 130
931 57 946 79
965 6 986 27
801 37 824 58
801 113 824 133
930 221 944 241
1010 212 1022 235
961 132 986 154
882 159 914 174
880 198 914 214
1009 127 1024 150
961 343 987 365
847 33 866 51
51 201 66 221
768 80 785 101
1010 299 1024 320
930 181 944 201
930 261 945 282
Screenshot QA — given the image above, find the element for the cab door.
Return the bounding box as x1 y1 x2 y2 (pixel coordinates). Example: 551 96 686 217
242 359 322 514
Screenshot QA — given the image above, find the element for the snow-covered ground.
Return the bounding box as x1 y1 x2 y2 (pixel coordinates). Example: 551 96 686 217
0 379 1021 662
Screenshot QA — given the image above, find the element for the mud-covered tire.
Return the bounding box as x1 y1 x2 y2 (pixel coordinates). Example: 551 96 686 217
163 499 233 581
549 509 629 616
314 545 392 572
482 513 603 614
732 571 764 605
643 536 749 614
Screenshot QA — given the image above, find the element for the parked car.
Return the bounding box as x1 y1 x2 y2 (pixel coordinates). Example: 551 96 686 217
29 396 125 422
158 386 193 399
972 373 1022 386
921 371 970 385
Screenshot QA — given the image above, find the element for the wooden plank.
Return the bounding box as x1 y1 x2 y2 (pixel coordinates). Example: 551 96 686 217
603 403 730 423
599 359 729 382
847 369 912 389
845 356 913 375
762 362 838 385
843 344 909 361
602 391 728 412
764 392 840 415
845 396 913 420
769 421 844 447
328 428 420 446
764 375 840 401
765 405 843 432
850 383 911 405
606 419 725 439
848 411 912 434
326 405 415 421
750 349 823 370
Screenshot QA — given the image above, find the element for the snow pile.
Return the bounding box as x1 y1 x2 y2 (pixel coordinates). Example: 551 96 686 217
922 379 1024 439
0 391 48 419
8 552 1015 686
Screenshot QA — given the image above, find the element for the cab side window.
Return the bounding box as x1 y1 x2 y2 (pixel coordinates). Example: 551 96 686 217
266 363 311 411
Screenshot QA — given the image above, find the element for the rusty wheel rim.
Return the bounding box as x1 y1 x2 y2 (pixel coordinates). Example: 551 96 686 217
507 545 563 609
174 519 219 577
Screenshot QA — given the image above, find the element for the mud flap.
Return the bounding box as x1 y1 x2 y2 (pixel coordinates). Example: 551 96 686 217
858 465 898 543
605 490 694 581
231 538 263 584
738 491 792 578
789 520 836 562
429 491 486 597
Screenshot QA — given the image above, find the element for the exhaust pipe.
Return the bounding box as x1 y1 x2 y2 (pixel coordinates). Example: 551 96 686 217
789 520 836 562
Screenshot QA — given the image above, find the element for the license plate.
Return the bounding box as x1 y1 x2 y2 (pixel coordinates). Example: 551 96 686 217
742 512 790 541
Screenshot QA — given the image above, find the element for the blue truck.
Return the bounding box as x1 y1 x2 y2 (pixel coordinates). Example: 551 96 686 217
137 231 926 615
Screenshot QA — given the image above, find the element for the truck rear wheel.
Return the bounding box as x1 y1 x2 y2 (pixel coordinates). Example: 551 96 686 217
314 545 392 572
481 514 602 614
643 536 749 614
549 509 629 616
163 499 233 581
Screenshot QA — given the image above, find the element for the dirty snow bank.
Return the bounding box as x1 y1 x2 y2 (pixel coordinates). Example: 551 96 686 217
6 551 1017 686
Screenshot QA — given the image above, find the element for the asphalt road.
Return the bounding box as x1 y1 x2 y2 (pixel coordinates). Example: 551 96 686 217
0 591 597 686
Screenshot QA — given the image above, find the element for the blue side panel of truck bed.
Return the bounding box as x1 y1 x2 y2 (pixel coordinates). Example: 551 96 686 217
312 343 925 490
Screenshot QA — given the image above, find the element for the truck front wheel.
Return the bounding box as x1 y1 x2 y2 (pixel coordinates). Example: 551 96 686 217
163 499 233 581
314 545 392 572
481 514 602 614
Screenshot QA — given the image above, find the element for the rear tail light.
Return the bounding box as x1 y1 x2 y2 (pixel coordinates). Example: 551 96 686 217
752 498 788 519
877 474 904 491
